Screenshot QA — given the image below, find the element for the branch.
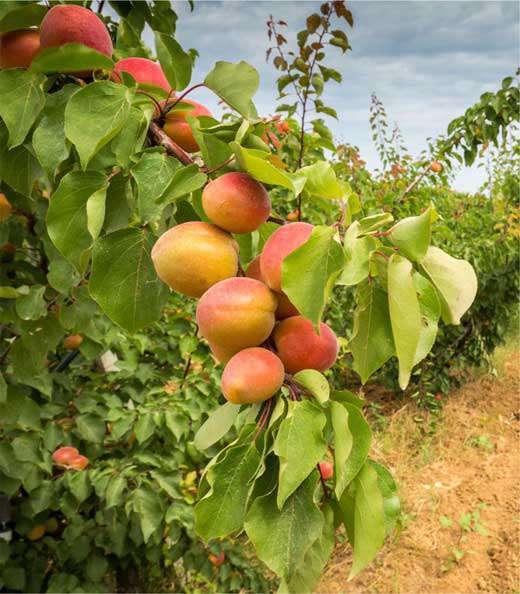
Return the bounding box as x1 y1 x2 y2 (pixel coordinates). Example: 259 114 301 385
400 165 430 201
148 122 196 167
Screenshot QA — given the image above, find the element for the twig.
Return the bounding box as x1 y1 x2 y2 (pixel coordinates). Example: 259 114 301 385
267 215 286 225
253 398 273 441
162 83 206 115
148 122 196 167
400 165 430 200
179 356 192 389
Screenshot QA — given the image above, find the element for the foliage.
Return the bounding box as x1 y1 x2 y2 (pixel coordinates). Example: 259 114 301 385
0 1 482 593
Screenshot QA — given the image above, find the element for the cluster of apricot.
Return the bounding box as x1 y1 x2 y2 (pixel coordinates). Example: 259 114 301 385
0 4 208 153
152 173 339 405
51 446 88 470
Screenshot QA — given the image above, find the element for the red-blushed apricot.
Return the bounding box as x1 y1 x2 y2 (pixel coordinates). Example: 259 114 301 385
151 222 238 298
430 160 443 173
0 193 12 222
113 57 170 92
260 222 313 292
162 99 212 153
319 461 333 480
246 256 299 320
221 347 284 404
27 524 46 541
209 551 226 566
208 341 236 365
202 172 270 234
52 446 79 466
273 315 339 374
196 277 277 355
40 5 113 62
68 454 88 470
0 29 40 69
63 334 83 350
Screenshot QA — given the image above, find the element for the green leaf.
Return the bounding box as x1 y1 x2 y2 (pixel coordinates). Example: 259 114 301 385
105 475 127 508
299 161 343 199
0 373 6 404
46 171 107 272
65 81 133 169
30 43 114 73
293 369 329 404
0 122 42 196
15 285 46 320
348 463 386 579
12 435 40 463
112 106 151 168
66 470 91 503
193 402 240 451
31 481 54 514
331 389 366 408
195 428 262 540
368 460 400 535
338 222 377 286
161 164 207 204
0 70 45 147
90 228 169 333
245 472 323 582
413 272 441 365
32 85 77 179
420 246 477 325
231 143 296 191
0 285 29 299
154 32 192 90
86 187 107 241
358 213 393 235
282 225 344 327
339 402 371 488
204 61 259 119
350 282 394 383
0 3 46 32
76 414 105 443
131 150 179 223
330 401 353 499
85 555 109 582
189 117 233 169
274 400 327 509
134 414 155 444
281 504 335 593
133 487 165 543
389 205 434 261
388 255 422 389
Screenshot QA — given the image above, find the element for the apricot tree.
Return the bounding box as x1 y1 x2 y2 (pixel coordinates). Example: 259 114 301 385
0 1 478 591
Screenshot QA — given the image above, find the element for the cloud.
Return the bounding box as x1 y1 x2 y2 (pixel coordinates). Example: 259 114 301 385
169 1 517 192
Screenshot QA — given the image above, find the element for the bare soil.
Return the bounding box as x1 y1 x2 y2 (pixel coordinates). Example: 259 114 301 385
318 348 520 594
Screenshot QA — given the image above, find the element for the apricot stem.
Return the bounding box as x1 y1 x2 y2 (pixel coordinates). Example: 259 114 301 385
205 156 234 174
137 89 163 116
253 397 273 441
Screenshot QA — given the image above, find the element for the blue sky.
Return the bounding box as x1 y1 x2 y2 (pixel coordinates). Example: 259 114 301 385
158 1 519 191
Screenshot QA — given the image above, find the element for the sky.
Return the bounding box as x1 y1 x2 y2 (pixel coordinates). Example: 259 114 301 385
153 1 519 192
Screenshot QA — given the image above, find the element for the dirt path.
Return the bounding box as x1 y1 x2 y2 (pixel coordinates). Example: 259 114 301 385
318 349 520 594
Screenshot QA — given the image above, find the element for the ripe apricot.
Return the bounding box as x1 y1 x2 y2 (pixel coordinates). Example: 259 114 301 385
260 222 313 292
246 256 298 320
27 524 46 541
208 341 236 365
0 193 12 222
151 222 238 298
273 316 338 374
0 29 40 69
430 160 443 173
113 57 170 92
319 461 333 480
68 454 88 470
162 99 212 153
209 551 226 566
40 5 113 69
196 277 277 356
63 334 83 350
52 446 79 465
221 348 284 404
202 172 270 234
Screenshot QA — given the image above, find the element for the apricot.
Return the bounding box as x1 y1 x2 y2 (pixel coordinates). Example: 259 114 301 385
202 172 270 234
68 454 88 470
319 461 333 480
40 5 112 62
113 57 170 92
0 29 40 69
221 348 284 404
0 193 12 221
273 315 338 374
246 256 298 320
260 222 313 292
209 551 226 566
63 334 83 350
27 524 46 541
162 99 212 153
151 222 238 298
430 160 443 173
45 517 59 533
196 277 277 355
208 341 236 365
52 446 79 465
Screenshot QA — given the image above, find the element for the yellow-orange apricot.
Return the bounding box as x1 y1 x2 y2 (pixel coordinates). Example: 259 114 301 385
202 172 270 234
273 315 338 374
260 222 313 292
27 524 46 541
430 160 443 173
221 347 284 404
63 334 83 350
196 277 277 356
0 29 40 69
0 193 12 222
151 222 239 298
